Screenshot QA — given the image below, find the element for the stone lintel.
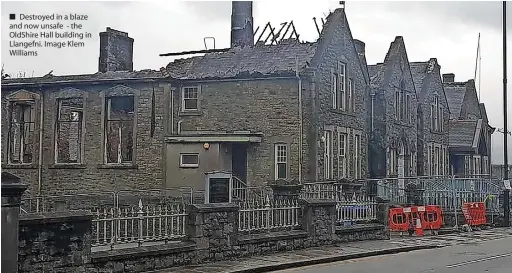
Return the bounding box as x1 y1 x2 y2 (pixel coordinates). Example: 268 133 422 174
19 210 93 225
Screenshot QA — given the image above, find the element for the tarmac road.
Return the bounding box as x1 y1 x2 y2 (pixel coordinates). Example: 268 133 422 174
273 235 512 273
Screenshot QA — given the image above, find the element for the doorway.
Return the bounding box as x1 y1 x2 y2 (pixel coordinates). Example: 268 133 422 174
231 143 248 183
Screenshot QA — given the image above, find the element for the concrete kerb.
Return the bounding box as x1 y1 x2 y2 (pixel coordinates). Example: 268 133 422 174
226 244 445 273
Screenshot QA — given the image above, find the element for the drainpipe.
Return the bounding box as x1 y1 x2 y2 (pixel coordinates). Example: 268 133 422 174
296 57 303 184
370 93 375 132
37 90 44 210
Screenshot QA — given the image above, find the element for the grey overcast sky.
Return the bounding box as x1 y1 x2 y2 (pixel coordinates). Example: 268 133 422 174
1 0 511 164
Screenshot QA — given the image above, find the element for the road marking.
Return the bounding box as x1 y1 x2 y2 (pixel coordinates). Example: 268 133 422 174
446 252 512 268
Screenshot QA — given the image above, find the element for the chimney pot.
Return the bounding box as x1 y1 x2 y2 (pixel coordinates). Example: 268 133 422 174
98 27 134 73
442 73 455 83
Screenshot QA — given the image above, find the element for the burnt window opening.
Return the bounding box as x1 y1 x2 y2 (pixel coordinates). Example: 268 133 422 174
105 96 134 164
8 101 36 164
182 87 198 111
150 88 156 137
56 98 84 164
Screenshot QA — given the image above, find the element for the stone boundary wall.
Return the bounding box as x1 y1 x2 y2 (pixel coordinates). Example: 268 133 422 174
18 198 390 273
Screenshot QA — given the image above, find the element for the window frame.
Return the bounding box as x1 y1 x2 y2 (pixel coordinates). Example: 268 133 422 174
180 153 199 168
54 97 85 165
331 70 338 109
274 143 288 180
324 130 333 180
354 134 361 179
181 86 200 112
338 131 348 178
339 62 346 111
7 100 37 165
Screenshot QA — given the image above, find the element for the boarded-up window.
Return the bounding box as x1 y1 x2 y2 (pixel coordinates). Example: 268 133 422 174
56 98 83 163
105 96 134 164
8 101 35 164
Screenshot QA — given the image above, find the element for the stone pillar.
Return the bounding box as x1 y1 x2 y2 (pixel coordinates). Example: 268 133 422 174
18 211 93 273
376 197 390 239
268 180 303 201
1 172 28 273
186 203 239 263
299 199 337 247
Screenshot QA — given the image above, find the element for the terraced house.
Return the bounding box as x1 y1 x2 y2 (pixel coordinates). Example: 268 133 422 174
410 58 450 177
443 74 494 176
367 37 418 179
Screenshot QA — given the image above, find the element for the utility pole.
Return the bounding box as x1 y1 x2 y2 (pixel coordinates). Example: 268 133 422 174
503 0 510 227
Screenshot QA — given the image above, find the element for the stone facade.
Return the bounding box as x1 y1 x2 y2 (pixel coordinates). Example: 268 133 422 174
16 200 389 273
444 77 494 176
368 37 418 179
1 77 168 195
410 59 450 176
310 10 370 182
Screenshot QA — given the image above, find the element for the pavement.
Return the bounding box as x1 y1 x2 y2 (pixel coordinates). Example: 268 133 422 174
149 227 512 273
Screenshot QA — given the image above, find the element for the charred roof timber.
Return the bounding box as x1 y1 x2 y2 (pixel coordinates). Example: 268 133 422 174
254 21 300 46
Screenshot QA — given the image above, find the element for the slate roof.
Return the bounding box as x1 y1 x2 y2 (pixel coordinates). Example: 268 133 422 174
165 41 318 80
409 62 428 100
1 70 164 86
449 120 478 147
444 82 466 119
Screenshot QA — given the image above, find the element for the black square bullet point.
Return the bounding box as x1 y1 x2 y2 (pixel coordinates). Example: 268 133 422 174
9 14 15 20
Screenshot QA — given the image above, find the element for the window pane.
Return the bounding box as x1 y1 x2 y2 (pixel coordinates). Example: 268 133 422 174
277 163 287 179
108 96 134 120
184 98 198 110
181 154 198 165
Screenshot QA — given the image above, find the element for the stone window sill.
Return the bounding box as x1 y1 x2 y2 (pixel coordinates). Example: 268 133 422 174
48 164 86 169
2 164 38 169
430 130 445 135
97 164 138 170
179 110 202 117
329 109 356 117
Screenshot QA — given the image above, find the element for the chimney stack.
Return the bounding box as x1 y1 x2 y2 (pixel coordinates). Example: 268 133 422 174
99 27 134 73
231 1 254 48
442 73 455 83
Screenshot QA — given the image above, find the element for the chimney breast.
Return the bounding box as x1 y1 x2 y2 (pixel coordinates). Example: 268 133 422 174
98 27 134 73
231 1 254 48
442 73 455 83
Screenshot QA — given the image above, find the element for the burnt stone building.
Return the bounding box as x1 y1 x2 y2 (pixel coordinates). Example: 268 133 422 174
368 37 418 179
1 28 167 196
1 4 370 195
410 58 450 177
443 75 494 176
164 5 370 189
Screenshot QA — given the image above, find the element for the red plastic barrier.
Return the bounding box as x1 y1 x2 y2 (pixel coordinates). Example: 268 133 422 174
389 205 443 232
462 202 487 226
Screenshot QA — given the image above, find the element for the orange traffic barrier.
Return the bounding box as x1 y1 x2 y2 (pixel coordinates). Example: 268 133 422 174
390 205 444 233
462 202 487 226
415 218 424 236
